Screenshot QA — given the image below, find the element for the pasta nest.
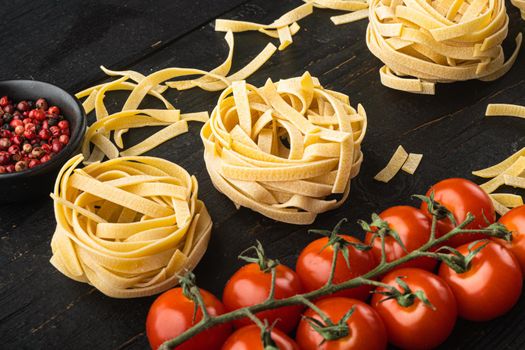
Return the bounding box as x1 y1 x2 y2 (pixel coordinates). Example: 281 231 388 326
366 0 523 94
201 72 367 225
50 155 212 298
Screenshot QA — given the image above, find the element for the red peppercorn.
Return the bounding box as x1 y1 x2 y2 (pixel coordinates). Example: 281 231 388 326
11 152 21 162
58 120 69 130
48 106 60 115
59 134 69 145
14 125 25 135
0 130 12 138
22 143 32 153
51 140 63 153
0 138 10 149
0 151 9 165
23 130 36 140
28 159 40 168
24 123 36 133
32 147 45 158
38 128 51 140
3 105 14 114
11 135 24 145
61 128 70 136
0 96 9 107
40 154 51 163
22 117 34 125
30 109 46 121
49 126 61 137
8 145 19 154
35 98 48 110
15 160 27 172
10 119 24 128
41 120 49 129
41 143 52 153
5 164 15 173
0 165 5 173
17 101 29 112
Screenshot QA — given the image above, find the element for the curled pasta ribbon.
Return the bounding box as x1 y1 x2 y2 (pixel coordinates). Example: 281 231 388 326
49 155 212 298
201 72 367 225
215 3 313 50
366 0 523 94
304 0 370 25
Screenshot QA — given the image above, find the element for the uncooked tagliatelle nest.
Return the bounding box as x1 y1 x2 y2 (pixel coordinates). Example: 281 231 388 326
366 0 523 94
201 72 367 225
49 155 212 298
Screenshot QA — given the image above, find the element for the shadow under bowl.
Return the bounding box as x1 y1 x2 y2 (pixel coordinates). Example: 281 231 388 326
0 80 86 203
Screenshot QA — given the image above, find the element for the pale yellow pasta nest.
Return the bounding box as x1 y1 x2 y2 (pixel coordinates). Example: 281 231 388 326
366 0 523 94
201 72 367 225
49 155 212 298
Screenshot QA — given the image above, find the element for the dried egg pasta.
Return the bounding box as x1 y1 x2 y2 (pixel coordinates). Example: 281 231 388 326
201 72 367 225
366 0 523 94
50 155 212 298
374 145 409 182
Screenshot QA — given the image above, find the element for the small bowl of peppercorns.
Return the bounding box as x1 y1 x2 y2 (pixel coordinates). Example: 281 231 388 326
0 80 86 202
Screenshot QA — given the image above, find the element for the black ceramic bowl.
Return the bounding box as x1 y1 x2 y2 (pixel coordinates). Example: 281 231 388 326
0 80 86 203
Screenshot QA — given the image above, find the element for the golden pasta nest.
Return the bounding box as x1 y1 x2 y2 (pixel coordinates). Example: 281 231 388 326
201 72 367 225
366 0 523 94
50 155 212 298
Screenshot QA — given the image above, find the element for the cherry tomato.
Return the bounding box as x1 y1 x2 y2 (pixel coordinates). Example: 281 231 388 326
421 178 495 247
496 205 525 275
296 235 376 300
365 206 437 271
146 287 231 350
222 263 304 333
371 268 457 350
221 325 299 350
438 241 522 321
296 297 387 350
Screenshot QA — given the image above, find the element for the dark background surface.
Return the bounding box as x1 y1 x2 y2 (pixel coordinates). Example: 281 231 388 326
1 0 525 349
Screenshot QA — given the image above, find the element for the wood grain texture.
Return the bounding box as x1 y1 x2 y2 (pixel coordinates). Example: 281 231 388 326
0 0 524 349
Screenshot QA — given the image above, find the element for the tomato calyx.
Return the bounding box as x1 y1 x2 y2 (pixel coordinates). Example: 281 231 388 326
309 218 371 270
375 277 436 310
238 240 279 273
179 272 211 322
359 213 407 254
485 222 513 242
434 240 490 274
414 192 456 224
302 304 355 343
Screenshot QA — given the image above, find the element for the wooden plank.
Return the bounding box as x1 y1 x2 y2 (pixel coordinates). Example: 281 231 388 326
1 0 525 349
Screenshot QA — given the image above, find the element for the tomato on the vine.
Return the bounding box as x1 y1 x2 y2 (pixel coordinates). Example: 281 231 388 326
296 235 376 300
371 268 457 350
420 178 495 247
296 297 387 350
146 287 231 350
364 206 437 271
495 205 525 274
438 241 522 321
222 262 304 333
221 325 299 350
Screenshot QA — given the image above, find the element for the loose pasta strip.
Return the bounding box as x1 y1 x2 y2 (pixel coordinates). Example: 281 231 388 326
201 72 367 225
366 0 522 94
50 155 212 298
402 153 423 175
374 145 409 182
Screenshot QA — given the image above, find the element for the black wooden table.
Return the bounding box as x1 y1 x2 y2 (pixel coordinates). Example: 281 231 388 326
1 1 524 349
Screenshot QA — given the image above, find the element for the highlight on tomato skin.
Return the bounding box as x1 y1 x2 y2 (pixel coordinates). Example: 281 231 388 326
365 206 437 272
438 241 523 321
146 288 232 350
495 205 525 275
296 235 376 301
296 297 387 350
420 178 496 247
222 263 304 333
371 268 457 350
221 324 300 350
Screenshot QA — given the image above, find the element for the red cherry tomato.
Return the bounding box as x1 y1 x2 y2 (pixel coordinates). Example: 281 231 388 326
296 235 376 300
438 241 522 321
296 297 387 350
421 178 495 247
496 205 525 275
222 263 303 333
146 288 231 350
221 325 299 350
371 268 457 350
365 206 437 271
